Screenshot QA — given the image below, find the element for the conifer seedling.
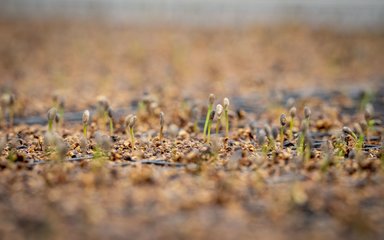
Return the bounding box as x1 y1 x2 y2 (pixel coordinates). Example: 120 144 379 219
223 97 230 137
215 104 223 135
159 112 164 140
206 110 216 143
289 106 296 140
203 94 215 138
82 110 90 138
280 113 287 146
107 107 114 136
47 107 58 132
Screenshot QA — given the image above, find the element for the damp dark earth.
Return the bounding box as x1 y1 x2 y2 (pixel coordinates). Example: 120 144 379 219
0 20 383 240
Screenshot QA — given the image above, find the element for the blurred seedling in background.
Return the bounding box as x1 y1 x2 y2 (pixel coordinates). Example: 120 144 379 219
264 124 275 153
257 129 268 157
280 113 287 146
206 110 216 144
92 132 111 170
364 103 375 143
93 132 111 158
191 106 199 133
343 126 357 146
96 96 109 131
298 106 311 156
52 93 65 127
107 107 114 136
203 94 215 138
215 104 223 135
159 112 164 140
82 110 90 139
1 93 15 128
126 115 137 148
47 107 59 132
223 97 230 137
289 107 296 140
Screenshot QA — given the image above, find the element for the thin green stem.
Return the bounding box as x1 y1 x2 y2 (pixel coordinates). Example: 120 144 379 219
203 104 212 137
280 127 285 146
289 118 294 140
48 120 53 132
130 127 135 147
206 119 212 143
83 125 87 139
109 118 114 136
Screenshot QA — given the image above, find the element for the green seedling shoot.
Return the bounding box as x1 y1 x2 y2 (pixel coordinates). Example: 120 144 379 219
215 104 223 135
47 107 58 132
280 113 287 146
203 93 215 138
127 115 137 147
223 98 230 137
1 93 15 128
206 110 215 143
82 110 90 138
159 112 164 140
107 107 114 136
289 107 296 140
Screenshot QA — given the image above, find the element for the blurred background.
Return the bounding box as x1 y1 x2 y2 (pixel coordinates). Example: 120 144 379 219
2 0 384 29
0 0 383 115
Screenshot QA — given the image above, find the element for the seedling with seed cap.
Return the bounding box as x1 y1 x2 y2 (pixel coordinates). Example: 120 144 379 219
215 104 223 135
47 107 58 132
191 106 199 133
53 94 65 127
107 107 114 136
82 110 90 139
1 93 15 128
203 94 215 138
364 103 375 143
223 97 230 137
159 112 164 140
288 107 296 140
206 110 216 143
127 115 137 147
264 124 275 152
280 113 287 146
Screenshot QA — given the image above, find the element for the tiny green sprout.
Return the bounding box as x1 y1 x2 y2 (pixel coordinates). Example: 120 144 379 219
159 112 164 140
364 103 375 142
215 104 223 135
258 129 268 156
304 106 311 121
264 124 275 152
342 126 357 141
289 106 296 140
82 110 90 138
107 107 114 136
353 123 364 151
223 97 230 137
47 107 58 132
206 110 216 143
128 115 137 147
53 94 65 127
191 106 199 133
94 131 111 158
55 138 68 161
280 113 287 145
203 93 215 138
297 122 308 156
96 95 109 128
1 93 15 128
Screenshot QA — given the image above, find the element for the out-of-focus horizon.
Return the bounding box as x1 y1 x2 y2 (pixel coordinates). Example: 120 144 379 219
1 0 384 30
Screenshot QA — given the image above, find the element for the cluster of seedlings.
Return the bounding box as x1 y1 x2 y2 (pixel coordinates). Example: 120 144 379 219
0 90 381 175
